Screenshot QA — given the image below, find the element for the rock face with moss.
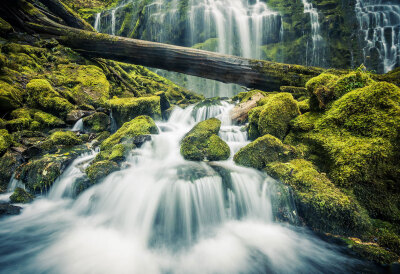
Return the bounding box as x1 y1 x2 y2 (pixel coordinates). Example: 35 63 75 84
107 96 161 127
180 118 230 161
10 187 34 203
82 112 110 132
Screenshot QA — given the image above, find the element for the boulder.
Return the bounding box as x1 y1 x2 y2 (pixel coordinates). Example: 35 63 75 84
180 118 230 161
82 112 110 132
231 92 264 124
66 109 95 123
10 187 34 203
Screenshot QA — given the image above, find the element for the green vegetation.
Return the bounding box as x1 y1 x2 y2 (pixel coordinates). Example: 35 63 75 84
0 129 13 156
10 187 34 203
180 118 230 161
85 160 119 182
82 112 110 132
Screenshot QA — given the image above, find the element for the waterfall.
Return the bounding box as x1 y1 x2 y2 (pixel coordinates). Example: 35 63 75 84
94 12 101 31
0 102 375 273
356 0 400 73
94 0 283 97
302 0 324 67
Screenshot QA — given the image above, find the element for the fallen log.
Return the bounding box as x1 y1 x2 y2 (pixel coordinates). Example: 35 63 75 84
1 0 327 91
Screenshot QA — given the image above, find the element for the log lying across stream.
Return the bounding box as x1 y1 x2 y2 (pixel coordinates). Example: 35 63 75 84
1 0 328 91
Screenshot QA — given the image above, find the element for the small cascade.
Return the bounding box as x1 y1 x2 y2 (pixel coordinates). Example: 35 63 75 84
356 0 400 72
302 0 325 67
0 175 25 203
71 118 84 132
111 9 117 35
49 151 97 200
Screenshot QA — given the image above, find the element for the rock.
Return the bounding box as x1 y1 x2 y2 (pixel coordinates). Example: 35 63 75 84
82 112 110 132
16 145 89 193
85 160 119 182
0 151 20 192
180 118 230 161
0 204 21 217
234 134 296 169
38 131 83 152
0 129 13 156
0 80 22 114
10 187 34 203
265 159 371 235
280 86 308 99
101 115 158 150
231 92 264 124
106 96 161 128
257 93 300 140
66 109 95 123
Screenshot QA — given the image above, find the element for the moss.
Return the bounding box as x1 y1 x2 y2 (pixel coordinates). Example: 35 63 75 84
234 134 296 169
85 160 119 182
48 131 82 146
0 17 13 37
280 86 308 99
332 70 374 98
10 187 34 204
180 118 230 161
290 112 322 132
297 99 310 114
305 73 338 110
0 151 18 192
107 96 161 128
26 79 74 117
101 115 158 150
247 106 264 140
52 64 110 106
0 129 13 156
33 111 65 129
192 38 219 52
232 90 267 103
343 238 399 265
5 118 32 132
82 112 110 132
258 93 300 140
0 80 23 114
265 159 371 235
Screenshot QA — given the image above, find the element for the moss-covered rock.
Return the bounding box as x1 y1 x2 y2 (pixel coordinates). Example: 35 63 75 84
51 64 110 106
257 93 300 140
0 151 19 192
0 80 23 114
16 146 88 193
0 17 13 37
180 118 230 161
39 131 83 152
0 129 13 156
247 106 264 140
10 187 34 203
297 99 310 114
101 115 158 150
107 96 161 128
26 79 74 117
265 159 371 235
234 134 296 169
82 112 110 132
85 160 119 182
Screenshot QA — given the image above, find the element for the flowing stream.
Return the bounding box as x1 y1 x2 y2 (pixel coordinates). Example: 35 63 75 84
356 0 400 73
0 102 376 273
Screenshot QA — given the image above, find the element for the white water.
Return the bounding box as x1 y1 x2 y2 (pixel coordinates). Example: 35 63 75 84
0 176 24 203
302 0 325 67
94 12 101 31
71 118 84 132
0 102 372 273
356 0 400 72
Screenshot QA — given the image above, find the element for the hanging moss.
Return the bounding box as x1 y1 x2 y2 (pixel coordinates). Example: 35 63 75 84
234 134 296 169
180 118 230 161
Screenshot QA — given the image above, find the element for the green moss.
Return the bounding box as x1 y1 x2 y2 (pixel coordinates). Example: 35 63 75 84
10 187 34 203
0 129 14 157
192 38 219 52
52 64 110 106
0 17 13 37
5 118 31 132
0 80 23 113
107 96 161 127
343 238 399 265
265 159 371 235
180 118 230 161
232 90 267 103
305 73 338 110
82 112 110 132
26 79 74 117
297 99 310 114
290 112 322 132
33 111 65 128
258 93 300 140
234 134 296 169
85 160 119 182
49 131 82 146
332 70 374 98
0 152 18 192
101 115 158 150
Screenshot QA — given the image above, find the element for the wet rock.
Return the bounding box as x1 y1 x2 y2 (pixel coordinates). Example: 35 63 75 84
231 92 264 124
0 204 21 217
66 110 95 123
82 112 110 133
180 118 230 161
10 187 34 203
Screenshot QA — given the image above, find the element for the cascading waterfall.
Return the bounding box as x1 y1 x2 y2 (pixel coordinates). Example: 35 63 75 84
301 0 325 67
94 0 283 97
0 102 376 273
355 0 400 73
71 118 84 131
94 12 101 31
